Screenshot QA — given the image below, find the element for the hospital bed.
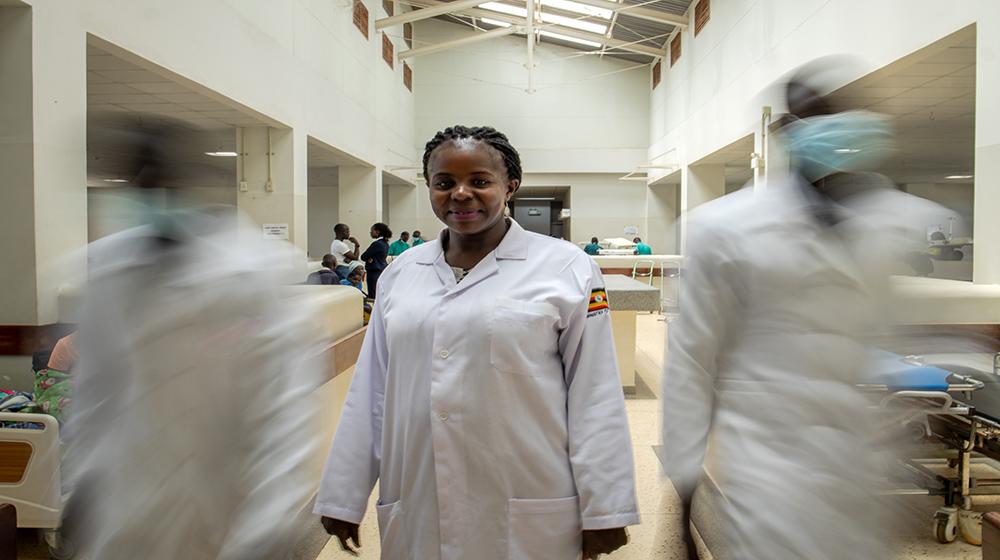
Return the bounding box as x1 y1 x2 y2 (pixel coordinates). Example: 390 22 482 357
863 350 1000 546
0 412 71 558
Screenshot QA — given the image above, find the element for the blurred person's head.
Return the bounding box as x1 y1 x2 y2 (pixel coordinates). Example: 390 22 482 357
371 223 392 239
633 237 641 244
334 223 351 240
401 231 410 242
413 230 422 239
779 61 895 184
591 237 599 243
321 254 337 269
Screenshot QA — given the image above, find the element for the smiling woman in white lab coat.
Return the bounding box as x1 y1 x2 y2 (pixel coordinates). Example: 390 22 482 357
315 125 639 560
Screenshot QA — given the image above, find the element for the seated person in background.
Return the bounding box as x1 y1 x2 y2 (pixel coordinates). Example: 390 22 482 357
411 230 425 246
388 231 411 256
584 237 602 255
340 262 367 295
340 262 372 321
633 237 653 255
307 254 341 285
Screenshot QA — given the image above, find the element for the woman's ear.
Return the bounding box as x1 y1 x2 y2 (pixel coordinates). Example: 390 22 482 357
506 179 520 200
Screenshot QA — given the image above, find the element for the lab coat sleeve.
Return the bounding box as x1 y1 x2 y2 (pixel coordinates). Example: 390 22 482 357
313 284 390 523
662 219 741 502
560 256 641 531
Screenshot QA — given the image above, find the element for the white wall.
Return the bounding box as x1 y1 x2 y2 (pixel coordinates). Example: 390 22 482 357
308 185 339 258
521 173 649 245
414 19 649 173
648 0 991 176
6 0 419 324
904 183 974 238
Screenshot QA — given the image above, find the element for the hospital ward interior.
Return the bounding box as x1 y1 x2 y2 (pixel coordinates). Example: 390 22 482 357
3 1 1000 559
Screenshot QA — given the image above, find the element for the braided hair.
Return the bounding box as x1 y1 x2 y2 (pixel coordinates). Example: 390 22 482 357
422 125 523 184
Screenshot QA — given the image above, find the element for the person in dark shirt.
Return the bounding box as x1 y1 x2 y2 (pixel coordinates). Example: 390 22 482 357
307 254 341 285
584 237 602 255
361 223 392 297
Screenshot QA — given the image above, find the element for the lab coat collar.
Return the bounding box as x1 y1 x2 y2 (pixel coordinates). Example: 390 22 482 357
417 219 530 294
414 218 530 265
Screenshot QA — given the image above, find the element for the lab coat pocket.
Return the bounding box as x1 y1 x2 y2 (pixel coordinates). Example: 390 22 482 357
490 299 560 376
507 496 582 560
376 499 404 559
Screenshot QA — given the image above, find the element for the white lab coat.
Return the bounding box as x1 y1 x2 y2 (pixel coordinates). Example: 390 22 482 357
66 209 325 560
315 219 639 560
663 174 928 559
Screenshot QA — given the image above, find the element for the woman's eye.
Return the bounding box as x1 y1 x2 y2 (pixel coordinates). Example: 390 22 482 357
472 179 489 187
434 181 453 189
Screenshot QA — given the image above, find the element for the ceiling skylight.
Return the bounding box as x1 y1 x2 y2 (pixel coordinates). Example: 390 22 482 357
540 12 608 34
481 2 527 17
541 0 613 19
539 30 601 47
480 17 513 27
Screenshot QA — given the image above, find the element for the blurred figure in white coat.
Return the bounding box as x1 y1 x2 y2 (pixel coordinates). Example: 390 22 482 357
662 67 936 559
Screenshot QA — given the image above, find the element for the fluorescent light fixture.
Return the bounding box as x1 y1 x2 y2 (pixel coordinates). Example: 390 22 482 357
539 30 601 47
481 2 527 17
480 17 512 27
205 151 239 157
834 148 861 154
540 12 607 34
103 178 129 183
946 174 973 179
541 0 612 19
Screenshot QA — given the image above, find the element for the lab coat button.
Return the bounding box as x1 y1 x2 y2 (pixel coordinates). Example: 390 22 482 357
439 350 449 359
439 412 449 421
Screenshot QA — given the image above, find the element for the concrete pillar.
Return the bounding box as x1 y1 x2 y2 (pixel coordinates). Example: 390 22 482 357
236 126 308 252
974 11 1000 284
753 121 790 193
0 5 87 325
338 165 383 233
385 184 419 234
646 184 678 254
307 185 339 259
679 164 725 254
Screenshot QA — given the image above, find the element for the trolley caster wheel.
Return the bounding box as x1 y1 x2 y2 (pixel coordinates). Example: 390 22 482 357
44 528 76 559
959 509 983 546
934 507 959 544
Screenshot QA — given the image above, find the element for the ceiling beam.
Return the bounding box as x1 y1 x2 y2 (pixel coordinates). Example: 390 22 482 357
401 0 662 57
398 25 523 60
376 0 490 30
568 0 688 28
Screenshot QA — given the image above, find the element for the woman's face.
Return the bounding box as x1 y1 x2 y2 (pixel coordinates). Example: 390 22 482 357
427 139 518 236
370 227 378 239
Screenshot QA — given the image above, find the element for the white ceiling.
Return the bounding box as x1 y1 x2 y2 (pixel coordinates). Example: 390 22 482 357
829 26 975 185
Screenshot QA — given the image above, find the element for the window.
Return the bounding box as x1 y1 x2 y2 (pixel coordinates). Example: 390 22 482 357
353 0 369 39
652 61 661 89
694 0 709 36
383 0 393 16
382 33 394 68
670 33 681 66
404 22 413 48
404 63 413 92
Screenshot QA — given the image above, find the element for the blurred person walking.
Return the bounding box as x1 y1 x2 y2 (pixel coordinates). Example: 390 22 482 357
662 71 925 559
62 125 325 560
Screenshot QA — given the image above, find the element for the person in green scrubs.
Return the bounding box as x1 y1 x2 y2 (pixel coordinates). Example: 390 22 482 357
412 230 426 246
584 237 602 256
633 237 652 255
388 231 411 256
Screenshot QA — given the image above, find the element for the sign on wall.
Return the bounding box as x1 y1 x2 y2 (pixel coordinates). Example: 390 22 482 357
263 223 289 240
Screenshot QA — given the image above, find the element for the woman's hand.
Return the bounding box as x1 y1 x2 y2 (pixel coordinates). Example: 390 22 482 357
582 527 629 559
321 516 361 556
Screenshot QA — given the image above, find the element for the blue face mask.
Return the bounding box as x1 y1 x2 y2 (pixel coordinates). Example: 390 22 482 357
783 111 895 181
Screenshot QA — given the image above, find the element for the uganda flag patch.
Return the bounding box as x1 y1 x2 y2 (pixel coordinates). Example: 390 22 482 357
588 288 609 313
